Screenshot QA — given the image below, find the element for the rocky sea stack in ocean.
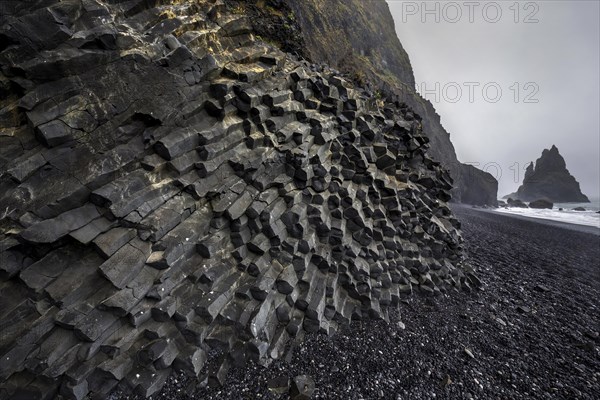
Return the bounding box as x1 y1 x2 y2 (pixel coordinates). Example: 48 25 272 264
0 1 480 398
514 145 589 203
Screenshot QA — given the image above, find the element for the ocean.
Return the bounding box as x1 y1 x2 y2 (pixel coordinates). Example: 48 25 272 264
495 198 600 228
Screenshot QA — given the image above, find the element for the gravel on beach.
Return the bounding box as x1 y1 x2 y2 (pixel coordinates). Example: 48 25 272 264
111 206 600 400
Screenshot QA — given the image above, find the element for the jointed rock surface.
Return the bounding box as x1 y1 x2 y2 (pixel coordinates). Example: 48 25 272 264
0 1 477 398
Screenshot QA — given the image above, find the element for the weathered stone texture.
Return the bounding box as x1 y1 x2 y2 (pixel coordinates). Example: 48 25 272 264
0 0 478 398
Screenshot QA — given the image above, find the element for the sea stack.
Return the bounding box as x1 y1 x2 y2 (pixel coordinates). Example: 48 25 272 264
514 145 590 203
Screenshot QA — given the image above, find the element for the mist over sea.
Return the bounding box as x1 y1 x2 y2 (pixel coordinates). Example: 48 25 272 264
496 198 600 228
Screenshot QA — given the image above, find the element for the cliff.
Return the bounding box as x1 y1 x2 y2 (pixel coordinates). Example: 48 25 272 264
281 0 498 205
283 0 415 89
0 1 478 398
514 145 590 202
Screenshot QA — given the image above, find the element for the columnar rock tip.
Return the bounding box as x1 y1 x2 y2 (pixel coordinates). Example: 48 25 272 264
0 0 479 398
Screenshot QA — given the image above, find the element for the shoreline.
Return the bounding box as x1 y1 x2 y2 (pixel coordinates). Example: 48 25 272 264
460 205 600 236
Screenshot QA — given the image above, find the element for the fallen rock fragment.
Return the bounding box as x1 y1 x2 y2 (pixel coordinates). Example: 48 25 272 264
290 375 316 400
534 284 551 293
441 374 453 387
267 376 290 395
516 305 531 313
464 348 475 359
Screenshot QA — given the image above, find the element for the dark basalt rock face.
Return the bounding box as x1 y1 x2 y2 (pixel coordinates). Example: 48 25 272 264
514 145 589 203
0 1 477 398
528 199 553 209
507 198 529 208
456 164 498 207
279 0 498 206
282 0 416 89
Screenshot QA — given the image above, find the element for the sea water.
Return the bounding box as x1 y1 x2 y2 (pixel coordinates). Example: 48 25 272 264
495 198 600 228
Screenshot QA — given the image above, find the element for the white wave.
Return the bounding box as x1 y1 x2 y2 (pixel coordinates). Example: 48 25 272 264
495 206 600 228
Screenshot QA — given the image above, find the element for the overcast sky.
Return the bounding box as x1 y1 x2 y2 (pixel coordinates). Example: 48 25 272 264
387 0 600 199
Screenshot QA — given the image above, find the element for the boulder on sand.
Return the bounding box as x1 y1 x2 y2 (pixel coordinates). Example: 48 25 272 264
507 198 528 208
529 199 553 209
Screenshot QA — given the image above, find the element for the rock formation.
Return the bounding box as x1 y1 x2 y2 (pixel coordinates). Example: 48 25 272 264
528 199 553 209
279 0 498 205
514 145 589 203
506 198 528 208
0 1 478 398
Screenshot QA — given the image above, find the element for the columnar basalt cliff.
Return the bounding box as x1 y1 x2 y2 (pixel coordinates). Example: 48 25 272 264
279 0 498 205
513 145 589 203
0 1 478 398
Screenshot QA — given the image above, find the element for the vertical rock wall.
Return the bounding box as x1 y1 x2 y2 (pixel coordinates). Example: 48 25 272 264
280 0 498 205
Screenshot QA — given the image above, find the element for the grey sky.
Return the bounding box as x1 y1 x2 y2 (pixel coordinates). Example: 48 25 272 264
386 0 600 199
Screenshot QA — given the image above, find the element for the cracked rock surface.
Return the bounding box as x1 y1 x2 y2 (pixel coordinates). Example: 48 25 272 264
1 1 476 398
112 206 600 400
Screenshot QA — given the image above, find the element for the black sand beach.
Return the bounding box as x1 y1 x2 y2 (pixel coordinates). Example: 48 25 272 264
112 206 600 400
